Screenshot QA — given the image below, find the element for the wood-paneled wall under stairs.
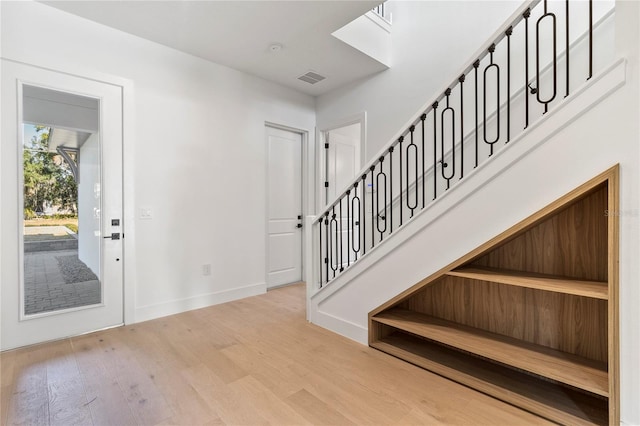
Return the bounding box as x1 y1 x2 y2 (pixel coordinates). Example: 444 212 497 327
369 165 619 425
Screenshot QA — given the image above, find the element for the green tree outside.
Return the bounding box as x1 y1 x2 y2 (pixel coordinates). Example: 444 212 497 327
23 126 78 219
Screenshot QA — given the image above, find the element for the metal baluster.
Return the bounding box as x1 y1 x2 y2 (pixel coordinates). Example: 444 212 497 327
376 157 387 242
330 208 338 278
432 102 438 200
421 113 426 208
441 89 455 190
345 190 350 267
524 8 531 129
361 174 367 255
398 136 404 227
352 182 360 261
389 146 394 234
536 0 557 115
407 126 418 217
338 198 344 273
324 212 329 281
484 44 500 156
318 217 323 287
370 166 375 249
506 27 512 143
458 75 465 178
474 60 480 167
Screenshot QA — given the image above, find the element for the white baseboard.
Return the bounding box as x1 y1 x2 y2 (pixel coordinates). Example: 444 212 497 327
134 282 266 323
311 309 368 345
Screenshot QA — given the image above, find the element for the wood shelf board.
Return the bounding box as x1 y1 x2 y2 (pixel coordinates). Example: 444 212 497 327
371 333 608 426
372 308 608 397
447 266 608 300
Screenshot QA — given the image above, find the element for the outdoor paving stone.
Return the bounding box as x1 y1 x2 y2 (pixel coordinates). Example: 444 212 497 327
23 249 101 315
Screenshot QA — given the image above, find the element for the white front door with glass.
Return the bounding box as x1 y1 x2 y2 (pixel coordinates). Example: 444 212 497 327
1 60 124 350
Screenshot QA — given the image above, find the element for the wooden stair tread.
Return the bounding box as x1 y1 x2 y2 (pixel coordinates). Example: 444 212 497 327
372 333 607 426
446 266 608 299
372 308 609 396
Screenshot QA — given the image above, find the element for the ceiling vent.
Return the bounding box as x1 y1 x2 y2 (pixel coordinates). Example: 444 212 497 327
298 71 326 85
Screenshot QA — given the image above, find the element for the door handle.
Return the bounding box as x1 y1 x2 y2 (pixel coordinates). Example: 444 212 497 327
296 224 303 229
103 232 121 240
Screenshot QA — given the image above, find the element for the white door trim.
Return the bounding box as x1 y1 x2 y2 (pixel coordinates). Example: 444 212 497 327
264 122 309 287
0 58 136 329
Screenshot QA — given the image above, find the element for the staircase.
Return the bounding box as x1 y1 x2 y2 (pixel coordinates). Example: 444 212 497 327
312 0 616 290
309 0 626 424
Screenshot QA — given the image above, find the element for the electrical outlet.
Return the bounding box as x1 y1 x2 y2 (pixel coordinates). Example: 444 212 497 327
202 264 211 276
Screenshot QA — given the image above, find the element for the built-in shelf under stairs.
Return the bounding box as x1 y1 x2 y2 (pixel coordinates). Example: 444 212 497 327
369 166 619 425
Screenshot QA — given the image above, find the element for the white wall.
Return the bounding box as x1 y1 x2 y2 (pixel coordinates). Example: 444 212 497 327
77 133 100 276
317 0 524 162
1 0 316 322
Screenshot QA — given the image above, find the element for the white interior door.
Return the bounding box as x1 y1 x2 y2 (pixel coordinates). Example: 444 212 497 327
1 60 124 350
267 126 302 288
325 125 361 204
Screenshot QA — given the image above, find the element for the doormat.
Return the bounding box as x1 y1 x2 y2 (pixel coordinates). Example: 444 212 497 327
55 255 99 284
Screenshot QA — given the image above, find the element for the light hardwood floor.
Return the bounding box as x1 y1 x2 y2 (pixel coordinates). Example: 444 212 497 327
0 284 553 425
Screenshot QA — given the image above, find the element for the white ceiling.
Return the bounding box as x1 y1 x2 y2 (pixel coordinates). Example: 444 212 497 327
42 1 388 96
23 85 100 132
23 85 99 151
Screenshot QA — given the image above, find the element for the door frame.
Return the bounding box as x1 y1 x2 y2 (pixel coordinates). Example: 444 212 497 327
264 122 309 289
316 112 366 212
0 58 136 347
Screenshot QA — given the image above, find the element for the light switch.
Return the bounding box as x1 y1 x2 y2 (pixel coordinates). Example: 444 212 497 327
140 208 153 219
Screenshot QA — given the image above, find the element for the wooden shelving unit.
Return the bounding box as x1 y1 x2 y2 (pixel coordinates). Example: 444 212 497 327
446 266 608 299
369 166 619 425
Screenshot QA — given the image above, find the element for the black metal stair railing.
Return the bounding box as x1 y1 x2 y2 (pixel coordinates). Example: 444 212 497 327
316 0 605 288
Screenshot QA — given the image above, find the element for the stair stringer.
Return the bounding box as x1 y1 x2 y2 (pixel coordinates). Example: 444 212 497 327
308 59 626 345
